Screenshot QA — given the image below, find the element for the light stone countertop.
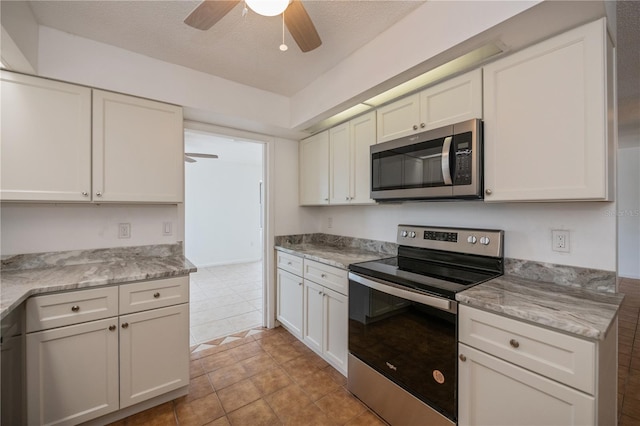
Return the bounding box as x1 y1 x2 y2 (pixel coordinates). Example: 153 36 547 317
456 275 624 341
275 243 393 270
0 244 196 321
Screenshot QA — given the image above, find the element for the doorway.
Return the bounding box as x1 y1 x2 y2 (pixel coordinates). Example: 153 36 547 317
183 129 266 346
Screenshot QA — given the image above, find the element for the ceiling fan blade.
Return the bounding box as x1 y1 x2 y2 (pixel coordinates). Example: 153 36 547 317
285 0 321 52
184 156 197 163
184 0 241 30
185 153 219 159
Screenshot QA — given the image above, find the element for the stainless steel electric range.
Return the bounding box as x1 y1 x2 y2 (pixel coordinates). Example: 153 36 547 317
347 225 504 426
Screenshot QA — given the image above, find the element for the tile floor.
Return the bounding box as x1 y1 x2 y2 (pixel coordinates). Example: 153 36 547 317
189 261 264 347
109 326 385 426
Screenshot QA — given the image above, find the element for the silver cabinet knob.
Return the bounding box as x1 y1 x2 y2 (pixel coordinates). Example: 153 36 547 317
153 292 160 298
287 261 293 266
298 282 302 286
509 339 520 349
480 236 491 245
413 124 418 130
109 325 116 331
420 123 426 128
71 305 80 312
82 191 88 197
459 354 467 362
321 273 327 278
96 192 103 197
122 322 129 329
467 236 477 244
485 189 492 195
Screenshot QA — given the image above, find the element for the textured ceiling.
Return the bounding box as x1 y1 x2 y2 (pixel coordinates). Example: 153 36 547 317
27 0 425 97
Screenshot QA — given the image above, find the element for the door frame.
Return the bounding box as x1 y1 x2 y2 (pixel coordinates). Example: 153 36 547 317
182 120 276 329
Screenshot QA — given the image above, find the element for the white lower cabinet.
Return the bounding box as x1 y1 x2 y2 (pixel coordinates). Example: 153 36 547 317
119 304 189 408
458 304 616 426
276 250 348 375
26 277 190 426
276 268 304 338
458 344 594 426
26 318 120 426
303 280 348 375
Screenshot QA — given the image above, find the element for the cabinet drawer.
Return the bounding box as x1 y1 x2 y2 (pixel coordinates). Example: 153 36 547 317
26 286 118 332
277 251 303 276
119 276 189 314
303 259 348 296
459 305 596 394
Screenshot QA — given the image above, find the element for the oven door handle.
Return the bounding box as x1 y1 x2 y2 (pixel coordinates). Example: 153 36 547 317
348 272 456 313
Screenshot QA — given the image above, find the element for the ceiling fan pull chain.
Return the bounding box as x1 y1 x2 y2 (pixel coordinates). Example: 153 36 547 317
280 12 288 51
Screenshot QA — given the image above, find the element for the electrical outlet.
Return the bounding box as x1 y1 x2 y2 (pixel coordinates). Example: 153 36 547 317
162 222 173 236
552 229 570 253
327 217 333 229
118 223 131 239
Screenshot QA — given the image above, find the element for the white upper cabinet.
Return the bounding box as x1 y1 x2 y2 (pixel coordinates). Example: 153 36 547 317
329 111 377 205
376 69 482 143
1 71 184 203
1 71 92 202
299 130 330 205
92 90 184 203
483 18 614 202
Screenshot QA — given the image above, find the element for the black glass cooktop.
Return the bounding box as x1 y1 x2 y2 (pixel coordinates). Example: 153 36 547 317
349 251 502 300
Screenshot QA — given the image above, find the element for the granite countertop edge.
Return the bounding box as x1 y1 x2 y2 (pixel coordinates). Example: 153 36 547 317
274 243 393 270
456 274 624 341
1 250 197 321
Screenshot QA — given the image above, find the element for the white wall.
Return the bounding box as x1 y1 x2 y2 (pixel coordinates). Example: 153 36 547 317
0 1 39 72
0 203 180 255
618 146 640 278
314 201 617 271
184 133 263 267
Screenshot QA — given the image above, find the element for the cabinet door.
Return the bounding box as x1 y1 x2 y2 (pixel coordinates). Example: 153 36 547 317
276 268 304 338
419 69 482 131
329 122 351 205
350 111 377 204
119 304 189 408
376 93 421 143
0 71 91 202
483 18 611 201
458 344 595 426
303 280 324 354
26 318 119 426
322 287 348 375
299 131 329 205
92 90 184 203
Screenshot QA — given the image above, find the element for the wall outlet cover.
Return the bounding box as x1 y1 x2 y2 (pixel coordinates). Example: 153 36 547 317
551 229 570 253
118 223 131 239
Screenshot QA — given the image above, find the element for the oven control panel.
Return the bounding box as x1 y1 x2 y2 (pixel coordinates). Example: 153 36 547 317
397 225 503 257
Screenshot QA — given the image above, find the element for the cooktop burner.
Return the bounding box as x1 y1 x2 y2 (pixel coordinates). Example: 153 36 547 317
348 225 504 300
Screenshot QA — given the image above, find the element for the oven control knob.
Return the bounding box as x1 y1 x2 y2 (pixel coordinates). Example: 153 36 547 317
480 236 491 245
409 231 416 238
401 231 408 238
467 236 477 244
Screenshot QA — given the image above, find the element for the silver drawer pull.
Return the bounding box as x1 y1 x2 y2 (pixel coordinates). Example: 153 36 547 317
109 325 116 331
509 339 520 349
71 305 80 312
386 362 397 371
122 322 129 329
153 292 161 298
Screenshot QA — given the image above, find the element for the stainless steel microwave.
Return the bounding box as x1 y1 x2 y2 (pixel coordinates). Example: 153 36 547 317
370 118 483 201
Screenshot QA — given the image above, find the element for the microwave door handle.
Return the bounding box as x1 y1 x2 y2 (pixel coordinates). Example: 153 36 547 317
441 136 453 185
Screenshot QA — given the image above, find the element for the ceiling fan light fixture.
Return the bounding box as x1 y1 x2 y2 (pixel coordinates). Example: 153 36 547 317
245 0 289 17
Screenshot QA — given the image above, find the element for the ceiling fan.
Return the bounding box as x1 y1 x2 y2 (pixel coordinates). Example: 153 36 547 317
185 152 219 163
184 0 322 52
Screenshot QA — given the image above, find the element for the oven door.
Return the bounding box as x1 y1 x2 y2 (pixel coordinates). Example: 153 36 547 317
348 272 457 422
